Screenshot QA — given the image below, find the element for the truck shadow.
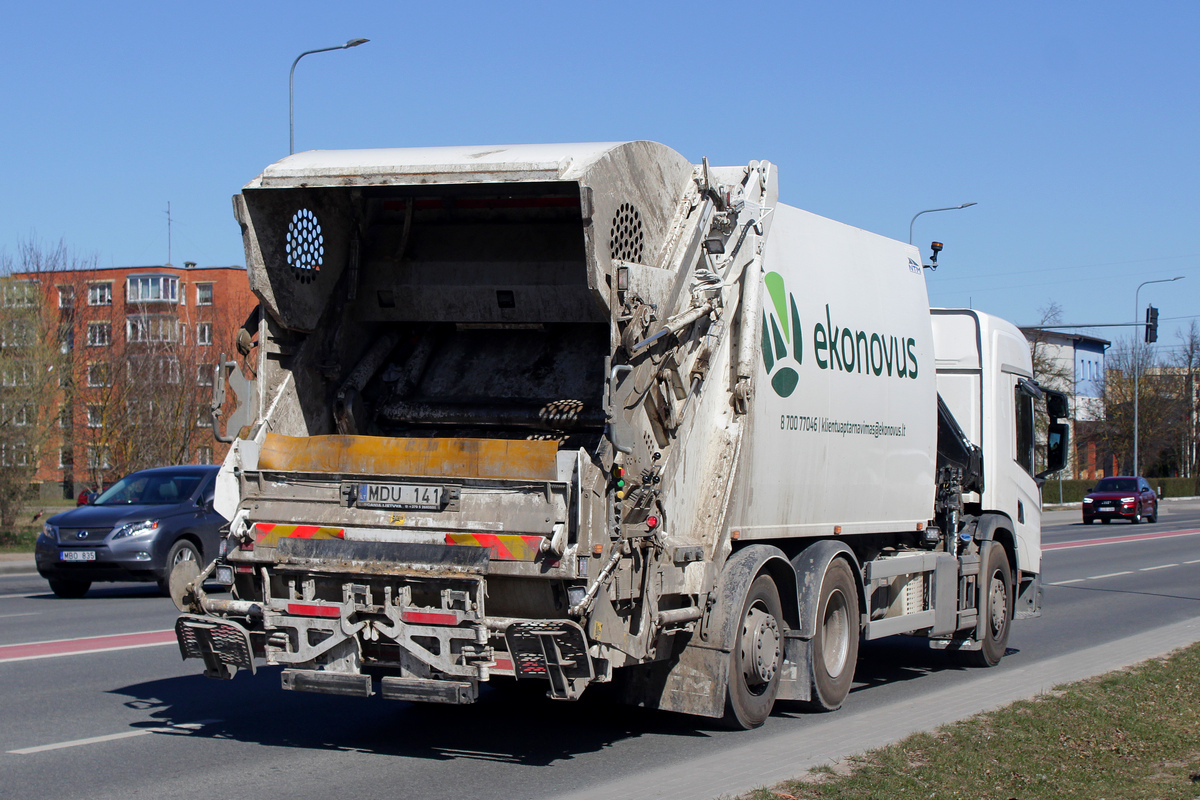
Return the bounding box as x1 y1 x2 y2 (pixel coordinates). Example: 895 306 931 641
109 668 721 765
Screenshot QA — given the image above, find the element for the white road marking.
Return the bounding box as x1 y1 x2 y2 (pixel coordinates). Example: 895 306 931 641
8 720 221 755
1088 571 1133 580
1186 559 1200 565
1139 563 1179 571
0 592 40 600
1049 579 1085 585
0 612 38 619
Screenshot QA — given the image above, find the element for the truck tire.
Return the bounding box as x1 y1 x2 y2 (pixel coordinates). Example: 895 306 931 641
804 558 859 711
964 544 1012 667
722 574 784 729
48 578 91 598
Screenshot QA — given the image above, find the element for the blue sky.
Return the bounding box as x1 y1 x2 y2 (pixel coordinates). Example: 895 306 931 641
2 2 1197 349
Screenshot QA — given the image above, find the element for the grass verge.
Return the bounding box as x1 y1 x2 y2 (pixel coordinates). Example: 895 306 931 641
744 642 1200 800
0 524 39 553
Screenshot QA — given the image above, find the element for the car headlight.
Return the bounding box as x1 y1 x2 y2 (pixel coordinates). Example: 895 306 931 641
41 523 57 541
1083 498 1093 504
111 519 161 540
1120 496 1136 504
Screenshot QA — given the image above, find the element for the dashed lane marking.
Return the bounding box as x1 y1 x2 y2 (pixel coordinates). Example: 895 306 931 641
1048 578 1085 585
1088 571 1133 580
8 720 222 755
1140 563 1180 571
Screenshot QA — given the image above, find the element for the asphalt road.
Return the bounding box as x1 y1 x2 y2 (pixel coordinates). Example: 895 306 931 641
2 503 1198 800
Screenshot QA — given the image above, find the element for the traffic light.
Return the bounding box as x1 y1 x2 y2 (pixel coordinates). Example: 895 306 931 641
1145 305 1159 343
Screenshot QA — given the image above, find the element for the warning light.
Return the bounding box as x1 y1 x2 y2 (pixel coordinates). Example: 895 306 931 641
646 515 659 529
616 490 625 500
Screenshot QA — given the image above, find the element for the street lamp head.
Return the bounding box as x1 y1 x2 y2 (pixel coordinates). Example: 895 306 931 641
344 38 370 48
958 202 978 209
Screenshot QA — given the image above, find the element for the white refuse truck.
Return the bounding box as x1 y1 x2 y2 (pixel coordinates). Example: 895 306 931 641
172 141 1068 728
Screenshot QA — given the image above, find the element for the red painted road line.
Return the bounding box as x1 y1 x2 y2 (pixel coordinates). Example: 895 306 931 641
0 630 176 662
1045 528 1200 551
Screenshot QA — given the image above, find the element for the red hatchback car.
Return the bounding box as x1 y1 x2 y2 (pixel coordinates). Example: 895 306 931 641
1082 476 1158 524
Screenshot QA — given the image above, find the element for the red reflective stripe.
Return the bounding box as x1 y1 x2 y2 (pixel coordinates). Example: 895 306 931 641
287 603 341 618
492 658 513 671
290 525 319 539
402 611 459 626
0 630 176 662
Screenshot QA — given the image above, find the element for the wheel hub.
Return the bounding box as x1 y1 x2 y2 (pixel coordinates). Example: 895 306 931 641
741 606 781 685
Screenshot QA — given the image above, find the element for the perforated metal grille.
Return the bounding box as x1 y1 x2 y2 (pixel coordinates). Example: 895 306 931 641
286 208 324 283
176 616 254 669
609 202 645 264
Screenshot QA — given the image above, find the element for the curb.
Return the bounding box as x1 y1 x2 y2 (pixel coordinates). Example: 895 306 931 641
0 558 37 576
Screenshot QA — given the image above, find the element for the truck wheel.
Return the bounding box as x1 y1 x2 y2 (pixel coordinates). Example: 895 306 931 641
48 578 91 598
804 558 860 711
722 574 784 729
158 540 200 596
964 544 1012 667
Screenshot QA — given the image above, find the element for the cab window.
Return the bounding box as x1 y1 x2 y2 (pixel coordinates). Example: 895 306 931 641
1015 386 1035 475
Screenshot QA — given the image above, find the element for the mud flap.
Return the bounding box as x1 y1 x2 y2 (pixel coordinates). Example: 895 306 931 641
176 614 256 680
505 620 593 700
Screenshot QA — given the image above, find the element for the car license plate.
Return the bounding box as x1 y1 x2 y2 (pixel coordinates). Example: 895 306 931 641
357 483 443 510
60 550 96 562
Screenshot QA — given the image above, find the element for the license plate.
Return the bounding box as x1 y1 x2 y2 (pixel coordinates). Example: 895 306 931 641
357 483 443 510
60 550 96 562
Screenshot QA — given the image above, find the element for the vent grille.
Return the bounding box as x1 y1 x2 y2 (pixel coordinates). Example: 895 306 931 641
609 202 645 264
286 208 324 283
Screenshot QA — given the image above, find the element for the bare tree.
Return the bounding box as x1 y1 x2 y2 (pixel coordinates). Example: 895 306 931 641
0 241 90 525
1173 321 1200 487
1097 338 1182 476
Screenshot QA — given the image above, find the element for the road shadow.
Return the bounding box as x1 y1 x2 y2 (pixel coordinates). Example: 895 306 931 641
109 669 721 765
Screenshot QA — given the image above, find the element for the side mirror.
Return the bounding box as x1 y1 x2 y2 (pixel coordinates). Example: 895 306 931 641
1045 390 1070 421
1037 422 1070 479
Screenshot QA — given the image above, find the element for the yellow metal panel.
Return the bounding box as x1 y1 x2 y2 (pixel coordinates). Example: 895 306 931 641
258 433 559 480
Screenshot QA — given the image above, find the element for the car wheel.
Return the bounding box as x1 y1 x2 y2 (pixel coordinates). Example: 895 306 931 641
48 578 91 598
1131 511 1141 524
158 540 200 595
1147 503 1157 523
1083 517 1094 525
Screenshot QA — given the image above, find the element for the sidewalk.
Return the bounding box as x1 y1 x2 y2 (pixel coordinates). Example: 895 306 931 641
0 551 36 576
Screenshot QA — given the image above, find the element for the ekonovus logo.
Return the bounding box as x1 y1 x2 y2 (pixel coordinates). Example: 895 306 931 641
761 271 802 397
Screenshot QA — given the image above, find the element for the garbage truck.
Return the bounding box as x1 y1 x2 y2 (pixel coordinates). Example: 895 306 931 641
171 141 1069 729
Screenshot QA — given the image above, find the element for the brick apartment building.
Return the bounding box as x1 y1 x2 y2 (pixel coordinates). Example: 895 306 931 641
8 262 256 500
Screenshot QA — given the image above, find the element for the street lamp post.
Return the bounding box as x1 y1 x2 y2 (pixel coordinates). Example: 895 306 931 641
908 202 977 245
289 38 370 155
1133 276 1184 475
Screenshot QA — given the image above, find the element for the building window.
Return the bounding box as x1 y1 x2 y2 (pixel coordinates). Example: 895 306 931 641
127 275 178 303
59 407 71 428
128 355 180 384
126 314 179 343
196 403 211 428
197 364 214 386
87 322 112 347
2 403 30 426
1 280 37 308
58 285 75 308
1 362 31 387
59 448 73 469
196 283 214 306
86 445 111 470
1 441 30 467
0 320 34 348
195 446 213 465
197 322 213 346
88 282 113 306
86 405 104 428
87 362 111 387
